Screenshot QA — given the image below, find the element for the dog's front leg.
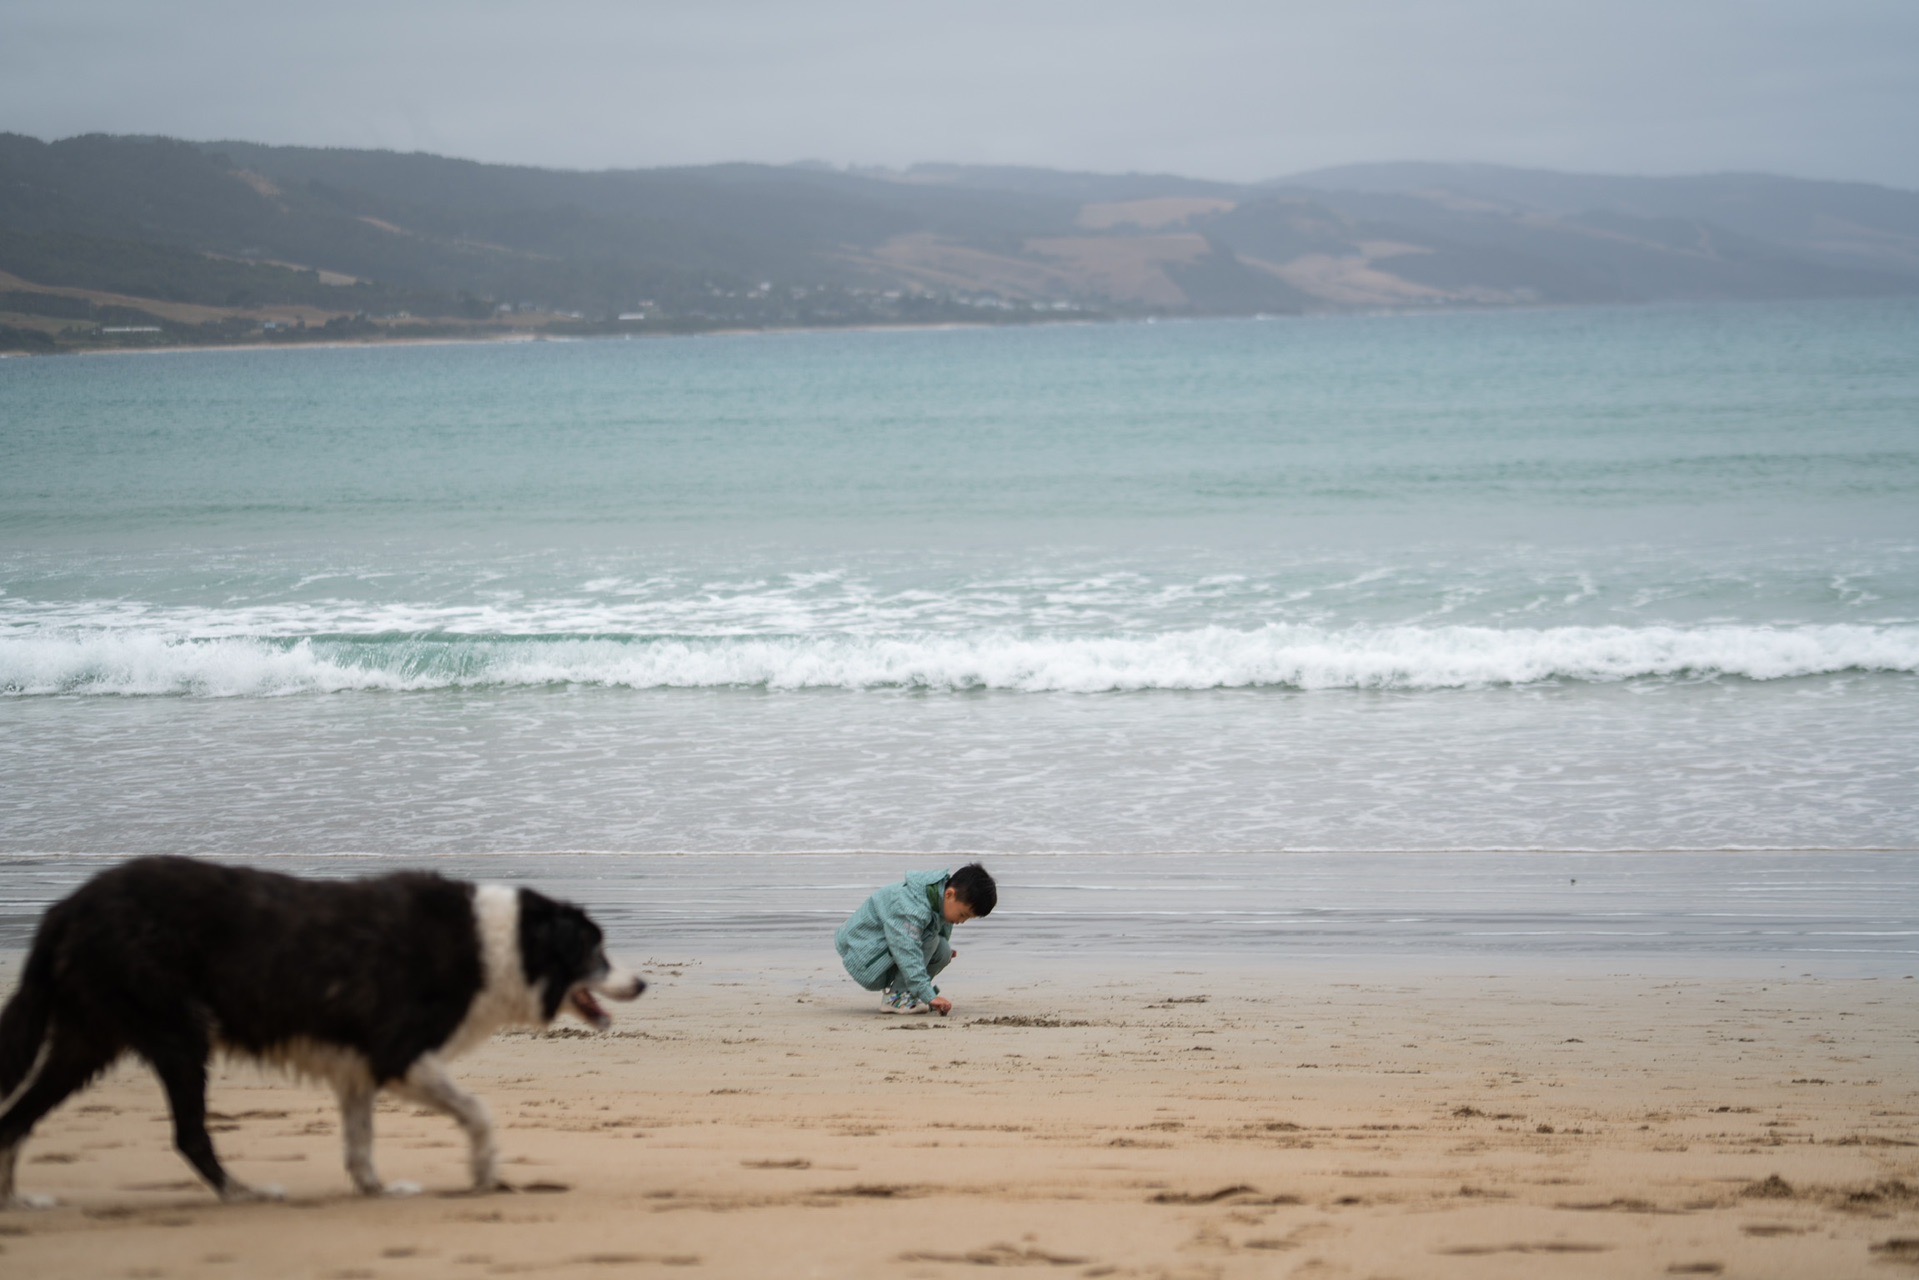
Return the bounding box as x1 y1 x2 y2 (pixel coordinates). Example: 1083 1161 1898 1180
338 1084 377 1192
335 1082 416 1196
395 1056 502 1192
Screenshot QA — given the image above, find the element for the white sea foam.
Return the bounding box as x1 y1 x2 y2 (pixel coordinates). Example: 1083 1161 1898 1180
3 623 1915 697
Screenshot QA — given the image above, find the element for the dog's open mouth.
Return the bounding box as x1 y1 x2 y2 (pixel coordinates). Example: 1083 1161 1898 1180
568 986 611 1030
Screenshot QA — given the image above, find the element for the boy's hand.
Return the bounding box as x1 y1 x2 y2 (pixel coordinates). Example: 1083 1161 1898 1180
931 997 952 1016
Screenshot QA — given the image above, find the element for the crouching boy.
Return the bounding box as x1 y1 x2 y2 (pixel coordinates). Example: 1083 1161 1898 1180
834 863 996 1015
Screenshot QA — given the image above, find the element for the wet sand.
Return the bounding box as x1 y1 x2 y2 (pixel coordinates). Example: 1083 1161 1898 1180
4 952 1917 1278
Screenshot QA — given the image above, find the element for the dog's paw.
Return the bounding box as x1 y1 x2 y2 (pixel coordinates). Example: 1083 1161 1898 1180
384 1181 423 1198
2 1192 58 1211
219 1181 286 1204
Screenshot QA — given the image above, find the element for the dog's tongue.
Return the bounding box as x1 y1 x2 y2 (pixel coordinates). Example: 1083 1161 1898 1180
569 988 611 1030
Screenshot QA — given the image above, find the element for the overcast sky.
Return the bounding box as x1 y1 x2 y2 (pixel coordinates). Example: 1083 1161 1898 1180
3 0 1915 187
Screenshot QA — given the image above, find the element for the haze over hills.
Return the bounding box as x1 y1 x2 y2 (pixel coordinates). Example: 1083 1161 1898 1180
1276 162 1919 280
2 133 1915 350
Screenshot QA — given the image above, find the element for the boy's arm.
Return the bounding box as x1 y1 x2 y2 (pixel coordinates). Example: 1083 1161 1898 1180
879 890 939 1007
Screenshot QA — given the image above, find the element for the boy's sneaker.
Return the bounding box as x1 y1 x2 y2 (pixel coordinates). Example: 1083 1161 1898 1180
882 990 931 1015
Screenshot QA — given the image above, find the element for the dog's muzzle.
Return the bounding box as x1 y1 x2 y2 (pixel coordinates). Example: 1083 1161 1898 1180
568 965 646 1031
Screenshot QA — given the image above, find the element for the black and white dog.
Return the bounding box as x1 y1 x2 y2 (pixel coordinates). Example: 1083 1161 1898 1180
0 856 643 1208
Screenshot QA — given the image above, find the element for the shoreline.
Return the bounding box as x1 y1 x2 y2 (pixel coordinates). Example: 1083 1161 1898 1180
7 849 1916 979
2 316 1071 360
9 295 1841 360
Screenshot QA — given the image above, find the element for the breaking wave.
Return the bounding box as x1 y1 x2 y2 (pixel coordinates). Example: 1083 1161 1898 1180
3 623 1916 697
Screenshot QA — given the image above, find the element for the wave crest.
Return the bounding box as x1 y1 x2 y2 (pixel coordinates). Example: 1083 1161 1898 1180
3 624 1915 697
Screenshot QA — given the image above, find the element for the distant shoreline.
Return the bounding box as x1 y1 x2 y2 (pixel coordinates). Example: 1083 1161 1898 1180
11 295 1911 361
4 315 1097 359
0 301 1625 359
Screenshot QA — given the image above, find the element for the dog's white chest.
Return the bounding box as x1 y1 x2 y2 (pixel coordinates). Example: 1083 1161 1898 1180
442 885 544 1057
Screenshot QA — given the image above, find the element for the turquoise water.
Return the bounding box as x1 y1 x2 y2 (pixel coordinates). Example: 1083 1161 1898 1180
2 299 1917 857
6 301 1917 538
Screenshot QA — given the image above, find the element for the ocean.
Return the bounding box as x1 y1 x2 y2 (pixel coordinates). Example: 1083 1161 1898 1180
3 300 1916 968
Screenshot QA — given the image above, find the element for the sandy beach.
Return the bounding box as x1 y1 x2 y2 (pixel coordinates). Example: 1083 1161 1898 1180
3 952 1915 1279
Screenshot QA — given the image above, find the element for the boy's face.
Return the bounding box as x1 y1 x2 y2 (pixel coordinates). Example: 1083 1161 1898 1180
942 887 976 925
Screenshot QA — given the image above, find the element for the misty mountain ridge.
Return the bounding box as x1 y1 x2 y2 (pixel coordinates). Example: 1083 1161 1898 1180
2 134 1914 350
1274 161 1919 279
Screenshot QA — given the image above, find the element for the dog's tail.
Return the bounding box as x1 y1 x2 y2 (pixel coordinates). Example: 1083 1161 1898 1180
0 944 56 1104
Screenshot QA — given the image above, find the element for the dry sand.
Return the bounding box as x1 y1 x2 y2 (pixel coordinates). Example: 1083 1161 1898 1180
3 955 1916 1279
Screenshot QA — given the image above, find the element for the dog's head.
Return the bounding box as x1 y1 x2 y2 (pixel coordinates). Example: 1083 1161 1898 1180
516 890 645 1029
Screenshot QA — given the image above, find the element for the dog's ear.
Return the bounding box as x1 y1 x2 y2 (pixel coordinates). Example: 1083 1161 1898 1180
516 889 605 1021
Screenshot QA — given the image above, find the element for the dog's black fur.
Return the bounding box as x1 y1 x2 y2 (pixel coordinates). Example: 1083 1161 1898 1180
0 856 642 1207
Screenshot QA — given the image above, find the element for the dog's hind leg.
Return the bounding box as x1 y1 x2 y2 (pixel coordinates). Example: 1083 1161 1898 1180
394 1056 502 1192
0 1142 26 1210
0 955 57 1207
0 1027 116 1210
143 1040 280 1204
0 961 54 1107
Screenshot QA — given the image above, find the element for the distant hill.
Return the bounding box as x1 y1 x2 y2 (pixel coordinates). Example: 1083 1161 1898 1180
1277 162 1919 279
2 135 1914 351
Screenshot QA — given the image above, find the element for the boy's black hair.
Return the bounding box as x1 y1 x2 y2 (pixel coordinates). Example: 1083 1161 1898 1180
948 862 997 917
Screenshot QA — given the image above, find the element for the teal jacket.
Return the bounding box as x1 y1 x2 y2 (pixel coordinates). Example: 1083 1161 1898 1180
834 870 951 1005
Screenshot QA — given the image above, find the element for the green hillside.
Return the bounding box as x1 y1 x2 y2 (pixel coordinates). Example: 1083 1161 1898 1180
2 134 1913 352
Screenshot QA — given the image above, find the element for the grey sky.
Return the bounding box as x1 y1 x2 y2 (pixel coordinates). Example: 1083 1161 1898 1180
4 0 1915 187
